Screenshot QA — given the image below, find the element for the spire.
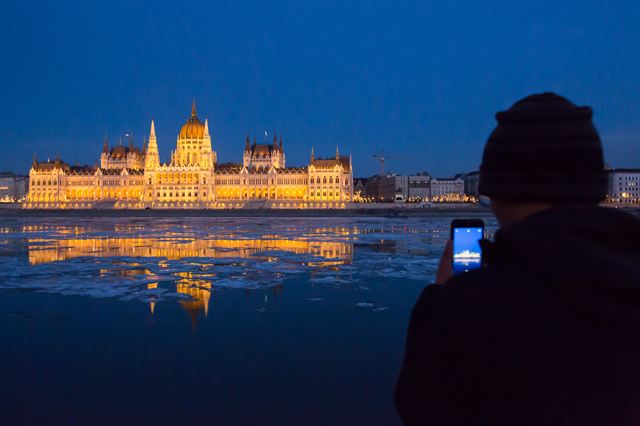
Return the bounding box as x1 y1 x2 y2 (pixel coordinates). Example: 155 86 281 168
273 130 277 145
336 146 340 160
102 134 109 154
191 99 197 119
279 135 283 151
311 146 314 162
204 118 209 137
145 119 159 170
32 153 37 168
245 135 251 151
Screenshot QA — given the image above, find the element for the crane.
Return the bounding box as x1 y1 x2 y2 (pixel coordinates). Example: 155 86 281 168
372 151 413 177
372 151 389 177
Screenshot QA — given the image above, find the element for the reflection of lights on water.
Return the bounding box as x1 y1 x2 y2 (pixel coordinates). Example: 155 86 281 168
13 220 476 322
24 233 355 321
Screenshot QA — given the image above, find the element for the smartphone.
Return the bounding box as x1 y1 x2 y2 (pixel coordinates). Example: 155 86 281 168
450 219 484 275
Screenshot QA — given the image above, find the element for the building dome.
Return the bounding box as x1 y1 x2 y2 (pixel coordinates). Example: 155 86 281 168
179 101 205 139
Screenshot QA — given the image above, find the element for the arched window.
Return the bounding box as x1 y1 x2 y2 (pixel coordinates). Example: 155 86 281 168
329 176 333 184
323 176 327 184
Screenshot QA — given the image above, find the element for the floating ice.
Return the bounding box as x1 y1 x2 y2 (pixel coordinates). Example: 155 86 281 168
0 216 497 305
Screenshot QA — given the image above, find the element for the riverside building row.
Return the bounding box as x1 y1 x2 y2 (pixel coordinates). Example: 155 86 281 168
25 103 354 209
357 169 640 205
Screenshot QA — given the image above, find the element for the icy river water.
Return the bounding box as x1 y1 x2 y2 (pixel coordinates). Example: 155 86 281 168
0 214 495 425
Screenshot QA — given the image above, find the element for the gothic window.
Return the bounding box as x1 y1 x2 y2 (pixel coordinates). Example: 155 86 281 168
323 176 327 184
329 176 333 184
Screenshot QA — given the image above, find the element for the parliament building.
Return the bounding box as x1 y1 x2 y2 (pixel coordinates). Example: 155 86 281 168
25 103 354 209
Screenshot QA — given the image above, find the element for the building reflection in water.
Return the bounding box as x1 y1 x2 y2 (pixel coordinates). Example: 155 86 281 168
23 225 354 323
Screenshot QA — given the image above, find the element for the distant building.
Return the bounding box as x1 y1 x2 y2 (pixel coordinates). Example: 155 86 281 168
408 174 431 201
360 173 431 202
380 175 406 201
430 176 464 201
462 171 479 197
353 178 369 201
608 169 640 205
0 172 29 203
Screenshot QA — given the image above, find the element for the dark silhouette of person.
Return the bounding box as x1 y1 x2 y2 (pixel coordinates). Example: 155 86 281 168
395 93 640 426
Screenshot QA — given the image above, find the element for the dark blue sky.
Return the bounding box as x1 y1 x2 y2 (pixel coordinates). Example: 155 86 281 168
0 0 638 177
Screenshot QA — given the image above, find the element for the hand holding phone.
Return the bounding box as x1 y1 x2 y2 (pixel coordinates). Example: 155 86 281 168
450 219 484 275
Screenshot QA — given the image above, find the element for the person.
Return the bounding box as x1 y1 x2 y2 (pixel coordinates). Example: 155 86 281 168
394 93 640 426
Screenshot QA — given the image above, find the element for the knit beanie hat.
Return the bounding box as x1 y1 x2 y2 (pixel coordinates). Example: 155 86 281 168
478 92 607 203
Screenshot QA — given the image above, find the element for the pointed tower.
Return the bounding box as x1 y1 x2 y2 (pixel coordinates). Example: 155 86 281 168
144 120 160 171
200 117 215 169
243 134 252 169
102 135 109 154
310 146 314 162
279 135 283 151
336 146 340 160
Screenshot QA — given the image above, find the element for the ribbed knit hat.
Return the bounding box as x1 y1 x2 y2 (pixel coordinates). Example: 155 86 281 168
478 92 607 203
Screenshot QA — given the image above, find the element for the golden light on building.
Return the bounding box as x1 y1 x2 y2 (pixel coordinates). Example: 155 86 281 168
25 102 354 209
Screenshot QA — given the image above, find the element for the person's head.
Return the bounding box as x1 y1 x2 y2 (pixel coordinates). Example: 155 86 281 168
478 93 608 226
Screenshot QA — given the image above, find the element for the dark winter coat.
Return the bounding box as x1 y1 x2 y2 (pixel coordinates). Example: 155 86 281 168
395 206 640 426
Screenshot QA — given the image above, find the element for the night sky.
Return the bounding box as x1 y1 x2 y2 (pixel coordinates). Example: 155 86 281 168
0 0 638 177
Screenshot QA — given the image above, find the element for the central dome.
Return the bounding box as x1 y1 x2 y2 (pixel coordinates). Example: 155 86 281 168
179 101 205 139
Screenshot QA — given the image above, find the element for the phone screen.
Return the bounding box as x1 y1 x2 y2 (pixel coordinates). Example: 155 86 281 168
452 227 483 275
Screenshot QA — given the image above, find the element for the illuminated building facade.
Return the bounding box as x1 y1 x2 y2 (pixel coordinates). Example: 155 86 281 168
0 172 28 203
25 102 354 209
607 168 640 205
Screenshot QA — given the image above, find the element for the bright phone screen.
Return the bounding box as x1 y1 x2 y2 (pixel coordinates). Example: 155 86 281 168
452 227 483 275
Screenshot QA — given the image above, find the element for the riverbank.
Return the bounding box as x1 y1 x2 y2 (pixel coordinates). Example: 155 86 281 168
2 203 638 218
0 204 491 218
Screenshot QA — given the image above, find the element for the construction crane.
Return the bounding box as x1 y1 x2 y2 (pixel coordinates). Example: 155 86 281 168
372 151 413 177
372 151 389 177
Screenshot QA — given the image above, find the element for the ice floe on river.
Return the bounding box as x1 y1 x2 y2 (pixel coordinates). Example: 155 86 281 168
0 216 495 303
